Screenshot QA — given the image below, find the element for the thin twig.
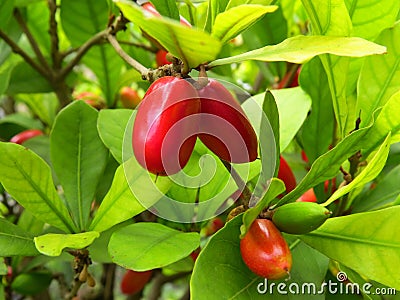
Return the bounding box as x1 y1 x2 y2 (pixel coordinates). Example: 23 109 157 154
221 160 252 207
48 0 61 69
13 8 50 72
58 30 107 80
0 29 49 78
107 33 148 77
117 40 156 52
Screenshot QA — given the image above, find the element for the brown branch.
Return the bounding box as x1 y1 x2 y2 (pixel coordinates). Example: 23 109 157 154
58 30 107 80
48 0 61 69
13 8 51 73
147 271 191 300
0 29 49 78
107 33 148 77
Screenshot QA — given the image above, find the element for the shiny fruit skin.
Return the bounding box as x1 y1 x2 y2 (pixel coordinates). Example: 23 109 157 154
132 76 200 175
240 219 292 279
272 202 331 234
297 188 317 203
156 49 171 66
198 79 258 163
120 86 141 108
74 91 104 109
120 270 152 295
10 129 43 144
277 156 296 193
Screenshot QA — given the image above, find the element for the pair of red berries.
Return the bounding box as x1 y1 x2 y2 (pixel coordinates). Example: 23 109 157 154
132 76 258 175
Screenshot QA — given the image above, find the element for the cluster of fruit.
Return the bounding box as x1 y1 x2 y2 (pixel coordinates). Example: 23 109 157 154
132 76 258 175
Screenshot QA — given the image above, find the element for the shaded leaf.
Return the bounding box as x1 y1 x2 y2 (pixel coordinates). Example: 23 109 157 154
16 93 58 127
34 231 100 256
150 0 180 20
0 218 39 257
301 206 400 290
7 62 52 94
0 142 77 233
208 35 386 67
0 0 14 30
109 222 199 271
50 101 108 230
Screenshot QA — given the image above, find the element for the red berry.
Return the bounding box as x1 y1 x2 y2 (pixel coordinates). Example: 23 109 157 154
240 219 292 279
120 270 152 295
10 129 43 144
120 86 141 108
204 218 224 236
132 76 200 175
277 156 296 194
297 188 317 203
198 79 258 163
156 49 171 67
74 91 104 109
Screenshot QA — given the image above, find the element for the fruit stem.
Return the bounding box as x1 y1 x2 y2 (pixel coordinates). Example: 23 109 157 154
193 65 209 90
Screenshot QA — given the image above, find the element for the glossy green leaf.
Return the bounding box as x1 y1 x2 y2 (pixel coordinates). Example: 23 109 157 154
109 222 199 271
363 91 400 156
245 87 311 152
0 0 14 30
116 0 222 68
211 5 278 44
34 231 100 256
225 0 274 11
323 133 391 206
150 0 180 20
204 0 230 32
357 23 400 128
17 209 45 236
50 101 108 231
89 158 171 232
301 206 400 290
7 61 53 94
208 35 386 67
16 93 58 127
26 1 51 56
61 0 123 104
0 218 39 257
352 164 400 213
300 58 334 165
241 178 285 237
97 109 132 164
345 0 400 42
22 136 53 174
0 142 77 233
191 216 328 300
279 126 372 205
11 272 52 296
0 113 43 131
0 60 15 95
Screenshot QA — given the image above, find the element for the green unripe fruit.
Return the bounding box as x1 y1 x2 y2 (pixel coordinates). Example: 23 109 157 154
272 202 331 234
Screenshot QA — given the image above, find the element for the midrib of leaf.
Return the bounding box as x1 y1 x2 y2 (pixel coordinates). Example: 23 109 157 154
87 1 112 101
228 277 259 299
0 232 33 241
77 127 83 230
303 0 324 34
13 158 76 233
347 0 358 19
368 56 400 119
305 231 400 248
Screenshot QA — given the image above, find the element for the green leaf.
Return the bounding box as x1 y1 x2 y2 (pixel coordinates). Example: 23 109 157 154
300 58 334 164
262 90 280 172
245 87 311 152
16 93 58 127
300 206 400 290
50 101 108 231
241 178 285 237
11 272 52 296
211 5 278 44
204 0 230 33
116 0 222 69
323 133 391 206
26 1 51 56
17 209 45 236
225 0 274 10
363 91 400 156
357 23 400 128
352 164 400 213
279 126 372 205
150 0 180 20
0 218 39 257
109 222 199 271
89 158 171 232
61 0 123 105
7 61 53 94
97 109 132 164
208 35 386 67
345 0 400 42
0 113 43 132
0 16 22 65
34 231 100 256
0 142 77 233
0 0 15 30
191 216 329 300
